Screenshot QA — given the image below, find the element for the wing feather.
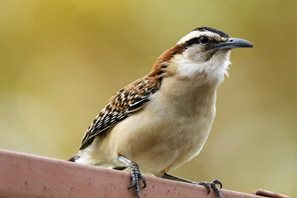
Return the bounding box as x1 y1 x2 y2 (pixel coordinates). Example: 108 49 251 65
79 76 161 150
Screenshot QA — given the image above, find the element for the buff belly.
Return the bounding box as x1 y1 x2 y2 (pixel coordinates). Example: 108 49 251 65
76 79 217 176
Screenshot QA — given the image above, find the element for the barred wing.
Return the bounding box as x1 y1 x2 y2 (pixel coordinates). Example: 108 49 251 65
80 77 161 150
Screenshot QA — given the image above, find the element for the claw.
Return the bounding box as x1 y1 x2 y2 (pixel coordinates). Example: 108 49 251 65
212 179 223 189
199 179 223 198
199 181 211 194
118 156 146 198
127 163 146 198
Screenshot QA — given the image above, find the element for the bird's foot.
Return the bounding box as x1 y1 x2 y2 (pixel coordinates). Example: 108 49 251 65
199 179 223 198
128 162 146 198
118 156 146 198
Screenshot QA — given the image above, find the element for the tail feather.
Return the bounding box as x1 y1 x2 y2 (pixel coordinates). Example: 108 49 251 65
68 155 80 162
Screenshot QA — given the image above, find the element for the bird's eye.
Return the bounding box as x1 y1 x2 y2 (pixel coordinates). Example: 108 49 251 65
199 36 209 45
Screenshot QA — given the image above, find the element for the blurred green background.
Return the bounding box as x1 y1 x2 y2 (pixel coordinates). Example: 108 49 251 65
0 0 296 196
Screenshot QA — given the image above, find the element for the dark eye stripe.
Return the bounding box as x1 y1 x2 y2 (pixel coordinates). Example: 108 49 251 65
184 36 211 47
184 37 200 47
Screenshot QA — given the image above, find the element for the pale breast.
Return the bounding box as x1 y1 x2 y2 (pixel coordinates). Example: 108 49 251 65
108 77 217 175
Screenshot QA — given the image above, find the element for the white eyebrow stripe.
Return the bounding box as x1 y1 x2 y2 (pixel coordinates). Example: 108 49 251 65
177 31 221 45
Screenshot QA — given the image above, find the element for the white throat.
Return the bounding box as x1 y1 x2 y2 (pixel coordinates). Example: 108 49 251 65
173 50 231 85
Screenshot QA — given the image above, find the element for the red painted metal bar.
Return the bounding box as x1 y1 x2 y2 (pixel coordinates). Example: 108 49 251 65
0 149 286 198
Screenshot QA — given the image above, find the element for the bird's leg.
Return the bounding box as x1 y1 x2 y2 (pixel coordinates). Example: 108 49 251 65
118 156 146 198
162 173 223 198
162 173 196 183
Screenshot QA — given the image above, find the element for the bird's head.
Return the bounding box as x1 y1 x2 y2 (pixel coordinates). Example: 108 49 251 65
154 27 253 85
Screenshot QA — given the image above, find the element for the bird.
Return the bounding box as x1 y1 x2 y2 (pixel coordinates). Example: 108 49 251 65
69 26 253 198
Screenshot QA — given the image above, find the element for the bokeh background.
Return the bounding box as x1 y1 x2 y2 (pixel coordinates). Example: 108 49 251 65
0 0 296 196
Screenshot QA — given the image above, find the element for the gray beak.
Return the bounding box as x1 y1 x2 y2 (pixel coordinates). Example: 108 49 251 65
212 38 253 50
